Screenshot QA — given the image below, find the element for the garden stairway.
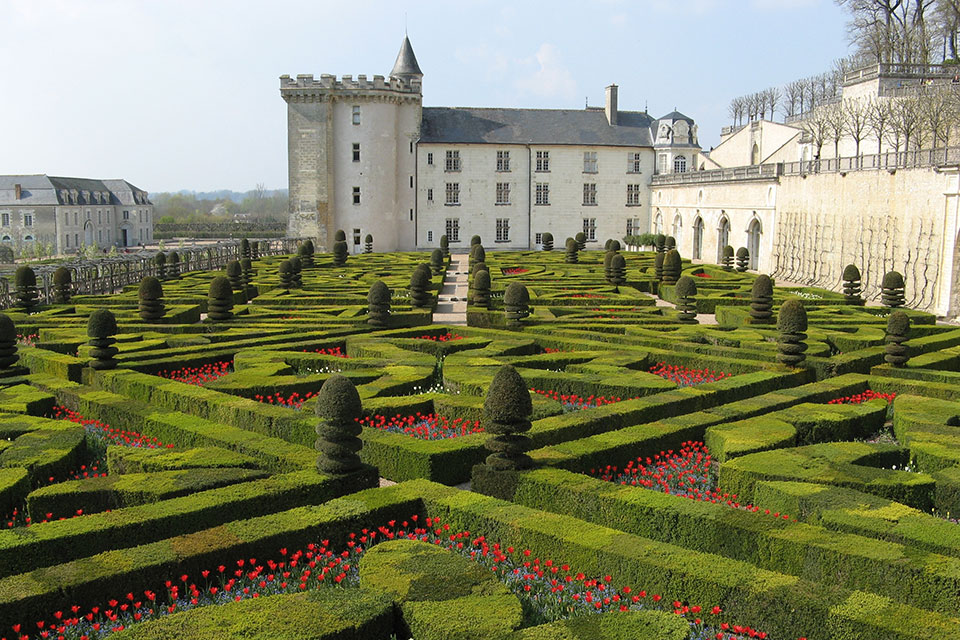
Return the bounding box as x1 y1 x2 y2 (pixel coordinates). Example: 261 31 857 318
433 253 468 326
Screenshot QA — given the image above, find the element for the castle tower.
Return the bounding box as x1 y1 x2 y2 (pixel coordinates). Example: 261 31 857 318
280 37 423 252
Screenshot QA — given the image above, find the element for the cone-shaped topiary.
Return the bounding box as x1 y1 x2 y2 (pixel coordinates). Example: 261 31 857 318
138 276 166 322
333 241 348 267
473 269 491 308
749 274 775 324
430 248 445 275
439 234 449 258
278 260 293 291
52 267 72 304
541 232 553 251
241 238 251 259
575 232 586 251
662 249 682 285
655 234 666 253
881 271 905 308
735 247 749 272
226 260 244 291
367 281 391 327
884 310 911 367
654 251 665 281
665 236 676 252
364 234 373 253
207 276 234 322
314 374 364 475
0 313 18 368
608 254 626 291
721 245 735 271
289 256 303 288
564 237 578 264
471 235 482 247
842 264 863 304
504 282 530 328
297 239 315 268
87 309 118 370
776 299 808 367
154 252 167 280
334 229 346 243
14 266 38 311
168 251 180 278
240 258 254 291
675 276 699 324
410 264 433 309
482 364 534 471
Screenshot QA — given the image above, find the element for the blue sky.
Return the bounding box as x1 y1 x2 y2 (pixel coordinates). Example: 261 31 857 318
0 0 849 192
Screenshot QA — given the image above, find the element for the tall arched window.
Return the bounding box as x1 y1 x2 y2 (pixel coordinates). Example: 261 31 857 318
747 218 762 270
751 144 761 165
672 213 682 245
693 216 704 260
654 212 664 235
717 216 731 263
673 155 687 173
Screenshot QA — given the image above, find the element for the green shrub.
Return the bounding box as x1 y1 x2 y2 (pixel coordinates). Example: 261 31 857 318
564 237 578 264
503 283 530 328
430 248 445 275
653 251 664 281
278 260 294 290
335 229 347 242
608 254 626 291
154 252 167 280
777 299 807 367
241 237 251 259
410 264 433 309
655 233 666 253
662 249 681 285
52 267 72 304
575 232 586 251
471 235 481 247
721 245 734 271
315 374 364 474
289 256 303 288
226 260 244 291
207 276 234 322
440 234 449 257
87 309 118 370
482 365 533 470
367 281 391 328
735 247 749 272
14 266 38 311
333 241 349 266
541 232 554 251
885 311 911 367
472 270 491 308
138 277 166 322
0 313 18 369
675 276 698 324
297 239 315 268
365 234 374 253
749 275 774 324
842 264 863 303
512 610 689 640
665 235 676 252
882 271 905 308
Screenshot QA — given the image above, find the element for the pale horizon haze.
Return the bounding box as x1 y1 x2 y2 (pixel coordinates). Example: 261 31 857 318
0 0 850 193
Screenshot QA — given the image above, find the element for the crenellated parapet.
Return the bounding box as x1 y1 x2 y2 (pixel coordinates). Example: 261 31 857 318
279 73 421 103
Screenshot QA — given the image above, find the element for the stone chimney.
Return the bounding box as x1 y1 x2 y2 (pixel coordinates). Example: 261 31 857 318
14 184 21 200
605 84 618 126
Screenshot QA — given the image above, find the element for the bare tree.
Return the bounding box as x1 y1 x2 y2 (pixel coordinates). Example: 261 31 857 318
867 97 894 153
933 0 960 60
835 0 936 64
783 80 803 117
843 98 871 157
803 76 819 112
802 109 831 159
895 95 923 150
919 84 954 151
728 97 743 126
765 86 783 120
825 102 848 157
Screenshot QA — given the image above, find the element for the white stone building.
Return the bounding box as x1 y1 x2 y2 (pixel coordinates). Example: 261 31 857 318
281 37 700 252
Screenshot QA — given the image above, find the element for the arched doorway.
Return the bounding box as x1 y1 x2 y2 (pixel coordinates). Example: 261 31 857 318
717 215 730 263
747 217 762 270
84 221 94 246
693 216 704 260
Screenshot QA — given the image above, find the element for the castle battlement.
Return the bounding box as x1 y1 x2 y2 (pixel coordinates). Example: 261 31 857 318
279 73 421 95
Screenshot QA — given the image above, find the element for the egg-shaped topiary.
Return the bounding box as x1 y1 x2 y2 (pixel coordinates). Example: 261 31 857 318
608 254 626 291
0 313 19 368
881 271 905 308
662 249 682 285
430 248 445 275
52 267 72 304
653 251 665 282
367 280 391 327
334 229 347 243
721 245 735 271
842 264 863 304
439 234 449 257
482 364 534 471
541 232 554 251
138 276 166 322
469 244 486 273
207 276 234 322
241 238 251 259
749 274 775 324
665 236 677 252
575 232 587 251
240 258 254 290
167 251 180 278
297 239 315 269
289 256 303 288
776 299 808 367
333 241 348 267
364 234 373 253
409 264 433 309
153 252 167 280
735 247 749 272
278 260 294 291
655 234 666 253
87 309 119 370
225 260 244 292
470 235 482 247
314 374 364 475
503 282 530 328
884 310 911 367
472 269 491 308
675 276 698 324
564 237 578 264
14 266 38 311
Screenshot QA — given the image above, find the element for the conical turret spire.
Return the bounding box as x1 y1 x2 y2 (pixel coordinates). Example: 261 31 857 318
390 36 422 78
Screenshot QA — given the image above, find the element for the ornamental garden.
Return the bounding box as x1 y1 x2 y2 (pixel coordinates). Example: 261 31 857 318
0 233 958 640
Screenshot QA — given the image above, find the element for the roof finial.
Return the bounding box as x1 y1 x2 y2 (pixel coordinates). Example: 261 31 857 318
405 12 408 36
585 96 588 108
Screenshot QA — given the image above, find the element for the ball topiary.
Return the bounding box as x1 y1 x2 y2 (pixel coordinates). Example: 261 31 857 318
167 251 180 278
653 251 665 281
608 254 626 291
52 267 72 304
278 260 294 291
471 235 482 247
439 234 449 258
334 229 346 243
0 313 19 368
776 299 808 367
884 310 911 367
842 264 863 304
138 276 166 322
314 374 364 475
503 282 530 328
735 247 749 272
472 269 491 308
721 245 735 271
749 275 775 324
575 232 586 251
564 237 578 264
297 239 315 268
430 248 445 275
207 276 234 322
154 252 167 280
14 266 38 311
541 232 554 251
225 260 244 292
675 276 699 324
409 264 433 309
881 271 905 308
364 234 373 253
241 238 251 259
482 365 534 471
367 281 391 327
87 309 119 370
333 241 348 267
655 234 666 253
289 256 303 288
662 249 682 285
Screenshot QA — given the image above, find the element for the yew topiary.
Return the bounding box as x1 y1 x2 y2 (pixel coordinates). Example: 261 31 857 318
0 246 13 264
278 260 294 291
334 229 346 243
333 241 348 267
240 258 254 290
364 234 373 253
430 248 445 275
541 232 554 251
138 276 165 322
749 274 774 324
14 266 38 311
410 264 433 309
482 365 533 471
241 238 251 259
881 271 905 308
367 281 391 327
721 245 735 271
297 239 315 268
608 254 626 291
53 267 72 304
675 276 699 324
654 251 665 281
469 244 486 272
154 252 167 280
289 256 303 288
604 250 617 281
655 234 666 253
504 282 530 328
314 374 364 475
575 232 586 251
884 310 911 367
473 269 491 308
439 234 449 258
842 264 863 304
665 236 677 252
226 260 244 292
777 299 808 367
735 247 749 272
609 240 621 252
87 309 118 370
207 276 234 322
564 237 578 264
0 314 18 368
168 251 180 278
471 235 482 247
662 249 682 285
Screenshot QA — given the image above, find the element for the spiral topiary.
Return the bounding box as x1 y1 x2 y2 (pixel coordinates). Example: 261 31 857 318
504 282 530 328
749 275 775 324
410 264 433 309
675 276 699 324
87 309 119 370
654 251 665 281
367 281 391 327
776 299 808 367
541 232 554 251
655 234 666 253
278 260 293 291
721 245 735 271
430 248 445 275
482 364 534 471
364 234 373 253
138 276 166 322
575 232 586 251
240 258 254 291
207 276 234 322
251 241 261 260
665 236 677 252
241 238 251 260
735 247 749 273
333 241 348 267
226 260 244 292
297 239 315 269
289 256 303 288
471 235 482 247
603 250 617 281
608 254 626 291
0 314 19 368
168 251 180 278
314 374 364 475
53 267 72 304
662 249 682 285
472 269 491 308
439 234 449 258
842 264 863 304
14 266 38 311
881 271 905 308
564 237 578 264
884 310 911 367
154 252 167 280
334 229 346 243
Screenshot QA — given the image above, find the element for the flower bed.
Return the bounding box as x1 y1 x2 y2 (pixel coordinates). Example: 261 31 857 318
52 406 172 450
827 389 896 405
355 413 483 440
16 333 38 348
412 332 464 342
530 388 634 411
253 391 315 410
648 363 732 387
156 361 232 386
301 347 348 358
502 267 529 275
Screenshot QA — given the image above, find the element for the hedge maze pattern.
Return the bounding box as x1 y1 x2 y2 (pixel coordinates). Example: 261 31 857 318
0 245 958 640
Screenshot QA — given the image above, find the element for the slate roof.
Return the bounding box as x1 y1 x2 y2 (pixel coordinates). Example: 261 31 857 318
658 110 695 124
390 36 423 77
0 175 150 206
420 107 655 147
